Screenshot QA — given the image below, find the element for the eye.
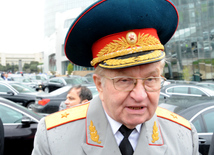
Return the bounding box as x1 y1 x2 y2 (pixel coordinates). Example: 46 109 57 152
115 77 133 84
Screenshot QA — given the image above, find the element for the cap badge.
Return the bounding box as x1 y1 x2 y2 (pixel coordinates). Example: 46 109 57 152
126 32 137 45
89 120 101 144
151 121 159 143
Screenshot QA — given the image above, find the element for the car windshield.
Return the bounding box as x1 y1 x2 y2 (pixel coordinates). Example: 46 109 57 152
12 76 31 83
64 78 82 85
30 75 47 81
10 83 36 93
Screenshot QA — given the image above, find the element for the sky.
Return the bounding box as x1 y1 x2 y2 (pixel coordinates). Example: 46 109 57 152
0 0 44 53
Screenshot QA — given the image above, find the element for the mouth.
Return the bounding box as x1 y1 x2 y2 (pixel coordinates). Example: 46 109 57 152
128 107 144 110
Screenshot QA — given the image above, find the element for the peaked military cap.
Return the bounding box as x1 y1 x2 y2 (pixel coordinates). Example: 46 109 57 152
64 0 179 69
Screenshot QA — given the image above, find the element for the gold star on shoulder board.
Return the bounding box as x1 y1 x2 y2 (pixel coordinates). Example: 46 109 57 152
61 112 70 118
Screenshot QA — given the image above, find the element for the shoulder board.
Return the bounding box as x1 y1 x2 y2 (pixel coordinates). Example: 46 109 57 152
156 106 191 130
45 102 90 130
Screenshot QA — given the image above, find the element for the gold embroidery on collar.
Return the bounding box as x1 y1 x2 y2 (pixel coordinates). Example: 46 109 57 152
152 121 159 143
91 33 164 66
89 121 101 144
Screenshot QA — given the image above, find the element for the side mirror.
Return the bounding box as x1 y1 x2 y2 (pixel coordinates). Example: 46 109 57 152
7 91 14 95
21 116 33 127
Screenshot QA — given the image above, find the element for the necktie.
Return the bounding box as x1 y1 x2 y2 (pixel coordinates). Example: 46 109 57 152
119 125 135 155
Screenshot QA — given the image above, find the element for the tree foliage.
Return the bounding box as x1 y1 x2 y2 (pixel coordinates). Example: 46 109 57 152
0 61 39 73
67 63 73 75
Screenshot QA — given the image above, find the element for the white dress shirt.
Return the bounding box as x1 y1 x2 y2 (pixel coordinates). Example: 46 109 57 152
105 112 142 150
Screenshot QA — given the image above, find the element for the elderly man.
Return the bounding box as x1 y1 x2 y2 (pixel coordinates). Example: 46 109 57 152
32 0 199 154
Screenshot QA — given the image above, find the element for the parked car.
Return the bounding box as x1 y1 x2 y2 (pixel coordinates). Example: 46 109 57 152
8 74 37 89
162 83 214 97
160 83 214 106
84 72 94 84
0 97 42 155
29 74 48 91
44 76 94 93
32 85 98 115
196 82 214 91
0 81 44 109
159 101 214 155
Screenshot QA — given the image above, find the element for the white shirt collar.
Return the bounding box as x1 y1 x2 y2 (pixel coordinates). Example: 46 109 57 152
105 111 142 134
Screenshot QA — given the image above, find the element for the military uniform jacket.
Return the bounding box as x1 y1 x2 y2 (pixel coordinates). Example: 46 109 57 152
32 96 199 155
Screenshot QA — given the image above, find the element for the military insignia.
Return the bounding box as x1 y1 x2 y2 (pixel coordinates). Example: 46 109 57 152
156 107 191 130
61 111 69 118
151 121 159 143
91 32 164 67
89 120 101 144
45 102 89 130
126 32 137 45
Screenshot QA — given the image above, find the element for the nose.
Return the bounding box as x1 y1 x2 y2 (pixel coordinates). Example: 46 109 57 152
64 99 70 105
130 79 147 102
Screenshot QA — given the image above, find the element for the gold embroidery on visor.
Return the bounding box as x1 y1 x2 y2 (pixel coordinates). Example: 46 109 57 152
98 50 165 68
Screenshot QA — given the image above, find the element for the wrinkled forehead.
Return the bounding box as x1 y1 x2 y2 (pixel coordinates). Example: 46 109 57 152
104 61 163 77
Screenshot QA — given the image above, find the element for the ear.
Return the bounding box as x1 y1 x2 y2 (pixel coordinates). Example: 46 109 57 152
81 99 88 104
93 74 104 101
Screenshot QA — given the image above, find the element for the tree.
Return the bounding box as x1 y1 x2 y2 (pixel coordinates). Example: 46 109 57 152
182 66 191 82
67 63 73 76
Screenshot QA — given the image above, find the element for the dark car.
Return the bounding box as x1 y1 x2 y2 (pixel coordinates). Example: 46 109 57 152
29 74 48 91
0 97 42 155
159 101 214 155
0 81 45 110
44 76 93 93
32 85 98 115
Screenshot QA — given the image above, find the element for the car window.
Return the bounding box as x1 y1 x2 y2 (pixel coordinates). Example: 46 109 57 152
58 79 64 84
0 84 11 93
65 78 82 85
167 86 189 94
0 104 23 123
50 79 59 83
190 88 205 96
202 109 214 132
10 83 36 93
192 119 203 133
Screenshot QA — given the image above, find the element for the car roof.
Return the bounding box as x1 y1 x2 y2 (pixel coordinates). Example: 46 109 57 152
178 101 214 120
161 83 214 95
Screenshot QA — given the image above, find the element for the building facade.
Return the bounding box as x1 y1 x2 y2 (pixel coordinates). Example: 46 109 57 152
0 52 43 67
165 0 214 81
43 0 96 75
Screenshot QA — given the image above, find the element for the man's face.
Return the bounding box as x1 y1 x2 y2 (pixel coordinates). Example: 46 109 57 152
94 62 162 129
64 88 81 108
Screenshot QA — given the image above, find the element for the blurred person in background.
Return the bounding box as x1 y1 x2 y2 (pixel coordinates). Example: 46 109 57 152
4 73 11 81
59 85 92 110
0 118 4 155
1 73 5 80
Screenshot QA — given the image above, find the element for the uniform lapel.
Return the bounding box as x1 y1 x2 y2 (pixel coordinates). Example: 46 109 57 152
134 114 167 155
81 97 121 155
